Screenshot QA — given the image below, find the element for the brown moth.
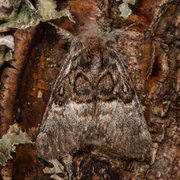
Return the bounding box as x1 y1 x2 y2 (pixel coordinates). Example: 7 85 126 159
36 25 152 180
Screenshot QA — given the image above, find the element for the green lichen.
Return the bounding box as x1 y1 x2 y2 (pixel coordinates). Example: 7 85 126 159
37 0 75 23
0 46 12 63
104 23 111 32
0 0 75 29
46 57 53 61
117 0 136 19
37 0 58 20
49 81 54 85
0 124 33 166
8 0 16 5
0 46 13 68
0 34 14 68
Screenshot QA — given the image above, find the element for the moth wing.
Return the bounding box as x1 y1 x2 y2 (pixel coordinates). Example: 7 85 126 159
95 50 151 160
36 53 94 161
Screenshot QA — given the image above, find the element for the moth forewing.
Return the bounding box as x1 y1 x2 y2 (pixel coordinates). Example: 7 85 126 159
36 26 152 179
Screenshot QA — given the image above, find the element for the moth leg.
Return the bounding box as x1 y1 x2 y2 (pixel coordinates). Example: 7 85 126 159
62 154 73 180
43 159 68 180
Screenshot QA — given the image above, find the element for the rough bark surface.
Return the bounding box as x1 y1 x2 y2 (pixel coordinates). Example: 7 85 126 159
0 0 180 179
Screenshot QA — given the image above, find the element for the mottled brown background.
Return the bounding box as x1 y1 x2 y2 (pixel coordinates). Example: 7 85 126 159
0 0 180 179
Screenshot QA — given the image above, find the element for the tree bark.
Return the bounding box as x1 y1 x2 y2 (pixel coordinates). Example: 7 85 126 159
0 0 180 179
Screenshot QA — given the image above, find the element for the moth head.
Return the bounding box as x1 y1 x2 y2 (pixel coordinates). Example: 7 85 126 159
48 23 126 67
48 22 124 45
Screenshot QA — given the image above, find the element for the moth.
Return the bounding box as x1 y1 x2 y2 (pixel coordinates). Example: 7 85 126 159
36 24 152 180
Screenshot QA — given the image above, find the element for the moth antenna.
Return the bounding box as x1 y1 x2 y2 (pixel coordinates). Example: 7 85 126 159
48 22 73 40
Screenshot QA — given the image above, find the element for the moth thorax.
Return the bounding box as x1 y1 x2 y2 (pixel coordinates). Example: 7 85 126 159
88 37 102 53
